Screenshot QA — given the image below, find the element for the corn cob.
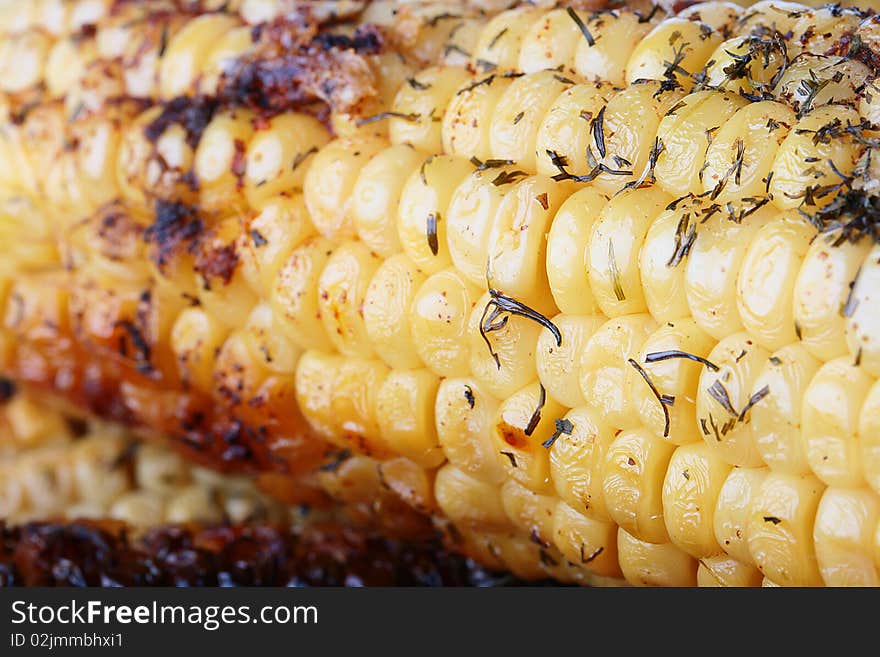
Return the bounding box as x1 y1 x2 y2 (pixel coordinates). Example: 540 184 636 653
1 0 880 587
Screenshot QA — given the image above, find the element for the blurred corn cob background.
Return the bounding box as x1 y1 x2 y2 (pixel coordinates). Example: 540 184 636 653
0 387 294 528
0 387 518 586
0 0 879 587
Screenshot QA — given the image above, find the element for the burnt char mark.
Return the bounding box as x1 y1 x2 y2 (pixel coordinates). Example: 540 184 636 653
144 200 203 268
116 320 153 374
0 520 534 587
0 377 16 403
311 28 383 54
76 24 97 39
144 96 218 149
218 56 315 113
108 0 231 15
217 24 384 116
194 241 239 287
828 32 880 75
5 522 139 587
231 138 247 186
95 206 146 261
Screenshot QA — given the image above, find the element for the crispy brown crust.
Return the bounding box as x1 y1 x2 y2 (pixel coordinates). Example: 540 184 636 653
4 2 381 125
0 520 522 587
11 348 326 480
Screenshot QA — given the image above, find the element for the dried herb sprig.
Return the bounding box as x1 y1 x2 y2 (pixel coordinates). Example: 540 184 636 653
567 7 595 46
479 289 562 368
542 418 574 449
644 350 720 371
628 358 671 437
355 111 420 126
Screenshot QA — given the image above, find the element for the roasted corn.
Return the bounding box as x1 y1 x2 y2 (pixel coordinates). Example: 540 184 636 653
0 0 879 586
0 390 290 528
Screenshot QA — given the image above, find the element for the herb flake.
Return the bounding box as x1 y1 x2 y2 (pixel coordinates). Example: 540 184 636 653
355 111 421 126
566 7 595 46
426 212 439 256
542 418 574 449
738 385 770 422
645 350 720 371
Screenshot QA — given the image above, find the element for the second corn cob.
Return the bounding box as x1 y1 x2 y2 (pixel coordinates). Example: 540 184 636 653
0 0 879 586
0 388 294 529
0 391 508 587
